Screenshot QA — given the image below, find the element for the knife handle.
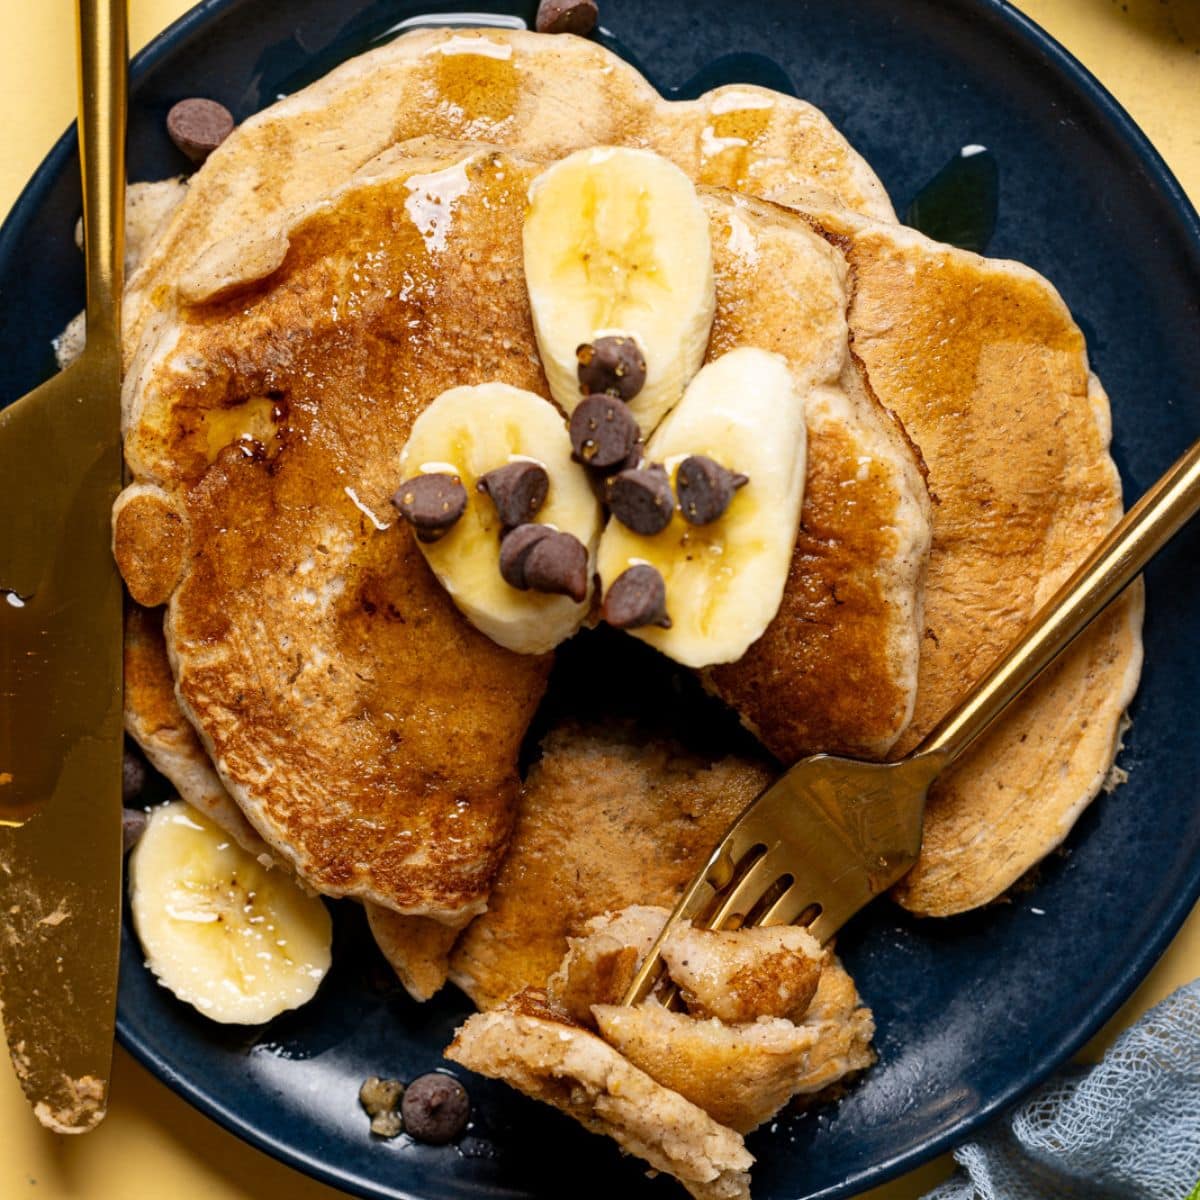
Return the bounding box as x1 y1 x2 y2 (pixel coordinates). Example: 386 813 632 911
76 0 127 350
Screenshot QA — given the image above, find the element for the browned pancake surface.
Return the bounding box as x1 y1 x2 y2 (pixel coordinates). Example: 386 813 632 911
701 198 928 760
449 721 774 1009
121 152 553 918
116 149 929 926
832 219 1143 912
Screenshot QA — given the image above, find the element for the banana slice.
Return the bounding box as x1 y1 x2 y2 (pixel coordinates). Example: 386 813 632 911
523 146 715 434
596 348 807 668
399 383 602 655
129 801 332 1025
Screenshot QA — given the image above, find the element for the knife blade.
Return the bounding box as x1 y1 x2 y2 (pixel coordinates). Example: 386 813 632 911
0 0 126 1133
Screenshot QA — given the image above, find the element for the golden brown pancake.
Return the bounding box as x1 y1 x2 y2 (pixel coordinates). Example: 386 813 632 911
118 150 555 921
123 601 274 862
122 28 893 375
813 213 1143 913
448 719 775 1009
700 208 930 757
114 147 929 930
125 602 466 995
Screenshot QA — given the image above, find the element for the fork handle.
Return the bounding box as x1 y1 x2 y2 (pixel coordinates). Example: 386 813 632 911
77 0 127 349
915 436 1200 768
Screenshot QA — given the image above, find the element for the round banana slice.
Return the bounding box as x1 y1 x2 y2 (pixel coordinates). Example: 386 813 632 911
596 348 807 668
523 146 716 435
399 383 603 655
129 801 332 1025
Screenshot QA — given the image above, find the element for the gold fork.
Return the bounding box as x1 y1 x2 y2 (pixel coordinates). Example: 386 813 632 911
624 434 1200 1005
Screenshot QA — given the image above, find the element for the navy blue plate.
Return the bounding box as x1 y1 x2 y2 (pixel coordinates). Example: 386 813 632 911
2 2 1199 1197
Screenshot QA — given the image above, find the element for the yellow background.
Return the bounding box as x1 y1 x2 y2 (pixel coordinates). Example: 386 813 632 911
1 1 1198 1197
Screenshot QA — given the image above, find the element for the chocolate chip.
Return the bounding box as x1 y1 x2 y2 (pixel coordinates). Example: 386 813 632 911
577 336 647 401
401 1073 470 1145
675 455 749 525
523 531 589 603
602 564 671 630
122 808 148 855
477 461 549 529
498 523 554 589
606 463 675 535
569 394 639 469
535 0 599 35
166 98 235 164
391 473 468 542
359 1076 406 1139
619 440 645 473
122 746 148 804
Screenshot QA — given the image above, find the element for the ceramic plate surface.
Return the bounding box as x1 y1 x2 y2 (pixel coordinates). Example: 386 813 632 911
1 2 1198 1197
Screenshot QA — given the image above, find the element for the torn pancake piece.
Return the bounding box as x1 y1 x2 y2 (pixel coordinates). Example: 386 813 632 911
546 906 667 1025
661 922 827 1023
540 904 872 1134
447 990 753 1200
593 959 874 1135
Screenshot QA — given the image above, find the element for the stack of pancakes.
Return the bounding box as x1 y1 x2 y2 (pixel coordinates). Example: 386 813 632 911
109 19 1140 1117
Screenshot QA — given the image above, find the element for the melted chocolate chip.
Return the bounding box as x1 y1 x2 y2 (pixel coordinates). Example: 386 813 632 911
606 463 675 535
477 461 549 528
675 455 749 525
523 531 589 603
391 473 468 542
602 564 671 630
577 336 647 401
498 523 554 589
569 394 639 469
401 1073 470 1145
166 98 235 163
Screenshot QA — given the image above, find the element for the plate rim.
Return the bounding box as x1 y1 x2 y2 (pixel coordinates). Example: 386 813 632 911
3 0 1198 1197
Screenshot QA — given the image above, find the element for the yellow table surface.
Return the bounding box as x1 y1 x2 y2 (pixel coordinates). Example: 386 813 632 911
1 1 1197 1197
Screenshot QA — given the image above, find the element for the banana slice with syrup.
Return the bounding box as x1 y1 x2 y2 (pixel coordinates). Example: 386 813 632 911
523 146 716 435
596 348 808 668
129 801 332 1025
396 383 603 656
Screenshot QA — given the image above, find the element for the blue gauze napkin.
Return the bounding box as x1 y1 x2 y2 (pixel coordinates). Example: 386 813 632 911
923 978 1200 1200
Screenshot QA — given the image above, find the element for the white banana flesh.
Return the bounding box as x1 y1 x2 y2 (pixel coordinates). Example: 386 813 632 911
129 801 332 1025
523 146 715 435
596 348 808 668
400 382 603 655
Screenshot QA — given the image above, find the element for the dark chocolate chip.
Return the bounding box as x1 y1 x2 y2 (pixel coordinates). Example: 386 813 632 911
619 440 645 473
477 461 549 528
122 747 148 804
602 564 671 630
569 394 639 469
523 531 589 603
391 473 468 543
401 1073 470 1145
359 1076 406 1138
122 808 148 855
498 523 554 589
535 0 599 35
675 455 749 525
577 335 647 401
166 98 235 164
605 463 675 535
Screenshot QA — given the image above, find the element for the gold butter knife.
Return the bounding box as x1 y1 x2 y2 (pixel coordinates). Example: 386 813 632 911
0 0 126 1133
